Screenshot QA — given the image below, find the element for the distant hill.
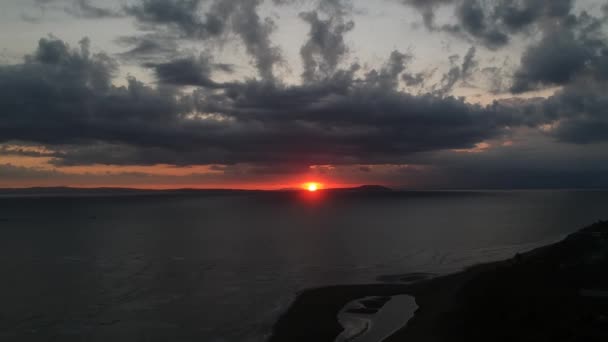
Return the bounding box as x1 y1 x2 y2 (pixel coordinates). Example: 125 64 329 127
326 185 393 192
0 185 393 197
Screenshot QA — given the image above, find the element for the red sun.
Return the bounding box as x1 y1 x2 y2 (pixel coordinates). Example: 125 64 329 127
304 182 321 192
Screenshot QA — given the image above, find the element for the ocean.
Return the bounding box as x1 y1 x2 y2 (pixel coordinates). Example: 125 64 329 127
0 190 606 341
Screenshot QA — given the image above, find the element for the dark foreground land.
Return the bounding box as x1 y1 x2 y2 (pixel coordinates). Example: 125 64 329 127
269 221 608 342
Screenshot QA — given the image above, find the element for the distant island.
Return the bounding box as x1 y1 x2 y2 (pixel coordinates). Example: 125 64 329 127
334 185 393 192
269 221 608 342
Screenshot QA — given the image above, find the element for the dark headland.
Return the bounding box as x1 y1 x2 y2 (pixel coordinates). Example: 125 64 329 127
269 221 608 342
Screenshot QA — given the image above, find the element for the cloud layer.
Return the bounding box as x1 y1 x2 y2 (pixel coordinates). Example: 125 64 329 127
1 0 608 188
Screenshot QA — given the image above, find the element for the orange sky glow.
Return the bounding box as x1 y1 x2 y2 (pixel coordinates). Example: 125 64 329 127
0 154 365 189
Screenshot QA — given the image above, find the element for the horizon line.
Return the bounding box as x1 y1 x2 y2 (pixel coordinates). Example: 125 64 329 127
1 185 608 192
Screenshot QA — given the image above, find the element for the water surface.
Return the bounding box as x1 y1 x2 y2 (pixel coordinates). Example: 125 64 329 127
0 190 606 341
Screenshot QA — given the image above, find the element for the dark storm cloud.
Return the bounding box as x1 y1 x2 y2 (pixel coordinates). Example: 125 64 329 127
2 33 607 172
144 54 230 87
433 46 478 95
461 45 478 82
402 71 426 87
453 0 509 48
228 0 281 81
299 10 355 82
401 0 575 49
0 37 189 149
500 9 608 146
511 12 608 93
280 0 358 82
511 30 590 92
116 35 180 61
0 37 540 168
493 0 573 31
399 0 454 30
124 0 281 80
124 0 219 37
538 78 608 143
481 58 513 94
364 50 412 90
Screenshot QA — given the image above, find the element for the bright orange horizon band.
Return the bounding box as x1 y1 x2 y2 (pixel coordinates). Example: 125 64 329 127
0 181 362 191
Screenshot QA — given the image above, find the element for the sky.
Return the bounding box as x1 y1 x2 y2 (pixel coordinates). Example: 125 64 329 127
0 0 608 189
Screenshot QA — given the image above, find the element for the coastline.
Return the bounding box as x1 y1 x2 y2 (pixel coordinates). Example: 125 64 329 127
268 221 608 342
